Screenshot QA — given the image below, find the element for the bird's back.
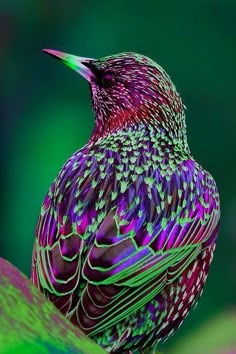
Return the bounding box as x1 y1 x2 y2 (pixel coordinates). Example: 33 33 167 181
32 125 220 352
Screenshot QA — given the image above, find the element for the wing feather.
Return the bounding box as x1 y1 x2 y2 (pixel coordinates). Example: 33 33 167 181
32 148 220 337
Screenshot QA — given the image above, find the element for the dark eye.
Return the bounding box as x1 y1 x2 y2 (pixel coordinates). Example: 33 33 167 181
101 71 114 87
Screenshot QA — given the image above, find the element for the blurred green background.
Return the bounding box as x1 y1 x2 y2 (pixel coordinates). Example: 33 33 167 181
1 0 235 353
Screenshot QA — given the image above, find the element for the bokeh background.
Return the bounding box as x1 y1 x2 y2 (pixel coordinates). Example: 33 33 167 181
1 1 235 353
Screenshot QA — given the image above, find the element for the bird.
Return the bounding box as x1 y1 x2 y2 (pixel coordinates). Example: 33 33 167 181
31 49 220 353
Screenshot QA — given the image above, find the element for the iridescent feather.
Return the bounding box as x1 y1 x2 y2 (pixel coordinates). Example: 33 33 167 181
32 51 220 353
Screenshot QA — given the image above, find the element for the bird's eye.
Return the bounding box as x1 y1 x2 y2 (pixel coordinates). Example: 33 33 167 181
101 71 114 87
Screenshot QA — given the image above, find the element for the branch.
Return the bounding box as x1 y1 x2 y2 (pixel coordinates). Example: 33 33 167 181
0 257 106 354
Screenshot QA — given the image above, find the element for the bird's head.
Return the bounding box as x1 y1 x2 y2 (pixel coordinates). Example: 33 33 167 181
43 49 187 143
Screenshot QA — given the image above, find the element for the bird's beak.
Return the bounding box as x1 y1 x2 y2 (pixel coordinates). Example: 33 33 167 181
43 49 95 83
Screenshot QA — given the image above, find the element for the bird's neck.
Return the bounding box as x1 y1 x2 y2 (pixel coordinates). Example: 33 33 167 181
89 121 190 159
90 105 189 152
90 107 139 142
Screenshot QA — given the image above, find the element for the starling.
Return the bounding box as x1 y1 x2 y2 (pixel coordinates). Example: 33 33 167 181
31 50 220 353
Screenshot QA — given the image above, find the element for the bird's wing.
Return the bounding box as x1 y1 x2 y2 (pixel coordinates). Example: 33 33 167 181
82 159 220 285
32 152 220 335
76 161 219 335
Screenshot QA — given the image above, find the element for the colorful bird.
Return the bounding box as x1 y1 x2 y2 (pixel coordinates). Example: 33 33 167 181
31 49 220 353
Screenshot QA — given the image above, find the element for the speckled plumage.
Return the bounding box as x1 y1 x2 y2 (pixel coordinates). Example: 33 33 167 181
31 51 220 353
